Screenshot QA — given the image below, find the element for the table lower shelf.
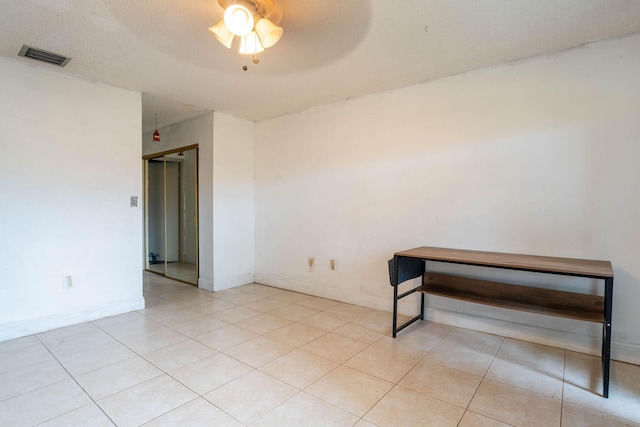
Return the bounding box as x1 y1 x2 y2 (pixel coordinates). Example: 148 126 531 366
420 272 605 323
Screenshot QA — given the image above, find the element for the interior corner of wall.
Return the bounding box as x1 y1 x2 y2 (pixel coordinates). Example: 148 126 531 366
213 273 254 292
198 277 214 292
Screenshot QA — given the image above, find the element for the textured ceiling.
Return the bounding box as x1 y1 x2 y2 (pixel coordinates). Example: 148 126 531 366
1 0 640 132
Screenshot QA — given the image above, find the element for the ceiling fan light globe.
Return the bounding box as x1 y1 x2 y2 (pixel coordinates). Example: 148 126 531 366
255 18 283 48
239 31 264 55
209 20 234 48
224 4 255 36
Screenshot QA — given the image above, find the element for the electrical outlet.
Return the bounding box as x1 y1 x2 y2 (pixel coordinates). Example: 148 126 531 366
330 259 336 270
308 256 315 272
63 275 73 289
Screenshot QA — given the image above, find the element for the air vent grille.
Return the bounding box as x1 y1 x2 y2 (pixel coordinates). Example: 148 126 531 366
18 45 71 67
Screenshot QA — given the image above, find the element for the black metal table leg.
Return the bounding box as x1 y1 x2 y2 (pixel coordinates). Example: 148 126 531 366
392 255 399 338
602 277 613 398
390 256 426 337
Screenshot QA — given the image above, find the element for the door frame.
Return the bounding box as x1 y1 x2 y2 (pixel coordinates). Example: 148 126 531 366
143 144 199 285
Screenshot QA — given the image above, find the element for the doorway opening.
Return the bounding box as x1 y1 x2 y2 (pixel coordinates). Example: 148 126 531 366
144 145 199 285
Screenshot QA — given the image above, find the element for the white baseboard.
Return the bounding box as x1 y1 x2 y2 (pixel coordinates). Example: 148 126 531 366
214 273 255 291
0 297 145 343
198 277 214 292
255 273 640 366
612 340 640 365
255 273 395 312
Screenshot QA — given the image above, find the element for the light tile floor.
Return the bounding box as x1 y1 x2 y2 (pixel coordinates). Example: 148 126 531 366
1 272 639 426
146 263 198 286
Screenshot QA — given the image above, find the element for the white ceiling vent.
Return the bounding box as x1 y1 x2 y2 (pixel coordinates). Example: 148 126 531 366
18 45 71 67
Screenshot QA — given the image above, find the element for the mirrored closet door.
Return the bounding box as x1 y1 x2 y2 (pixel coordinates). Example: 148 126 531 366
144 146 198 285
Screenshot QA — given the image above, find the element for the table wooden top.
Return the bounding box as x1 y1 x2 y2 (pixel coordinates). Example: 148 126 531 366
395 246 613 278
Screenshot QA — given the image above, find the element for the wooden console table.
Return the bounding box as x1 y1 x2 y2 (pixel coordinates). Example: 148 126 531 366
389 246 614 398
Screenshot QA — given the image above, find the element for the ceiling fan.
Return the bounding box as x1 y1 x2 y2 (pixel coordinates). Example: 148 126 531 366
209 0 283 57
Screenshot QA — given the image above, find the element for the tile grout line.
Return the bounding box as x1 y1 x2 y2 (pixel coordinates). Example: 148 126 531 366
560 348 567 427
460 335 508 426
354 323 456 425
231 294 391 424
90 318 247 426
133 297 315 426
32 333 119 427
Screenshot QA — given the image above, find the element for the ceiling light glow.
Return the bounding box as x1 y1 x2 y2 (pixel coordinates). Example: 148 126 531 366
210 0 283 60
224 4 254 36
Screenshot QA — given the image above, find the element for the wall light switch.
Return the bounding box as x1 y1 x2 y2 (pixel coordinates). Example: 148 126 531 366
130 196 138 207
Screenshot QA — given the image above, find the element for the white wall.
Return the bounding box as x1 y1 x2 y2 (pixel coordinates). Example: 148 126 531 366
0 58 144 341
213 112 256 290
255 34 640 363
143 114 215 290
142 112 255 291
